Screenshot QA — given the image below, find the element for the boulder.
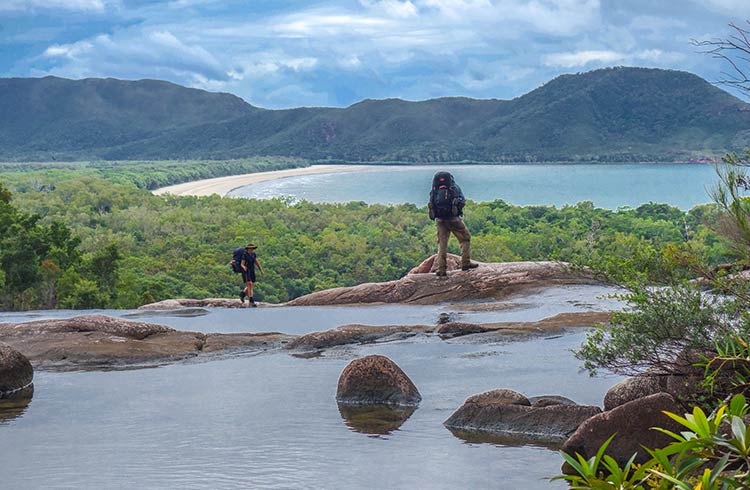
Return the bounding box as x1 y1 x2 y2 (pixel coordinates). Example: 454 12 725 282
336 355 421 407
604 376 664 410
528 395 577 408
562 392 684 466
408 253 462 274
444 389 599 444
0 342 33 399
287 261 597 306
0 315 292 370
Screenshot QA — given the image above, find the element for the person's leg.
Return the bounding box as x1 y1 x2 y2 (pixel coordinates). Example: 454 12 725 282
436 219 450 276
448 218 474 268
247 271 257 306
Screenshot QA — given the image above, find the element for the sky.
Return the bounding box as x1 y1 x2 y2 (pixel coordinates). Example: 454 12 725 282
1 0 750 109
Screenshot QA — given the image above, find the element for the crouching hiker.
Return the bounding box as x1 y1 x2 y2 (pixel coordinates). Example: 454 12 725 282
428 171 478 277
231 243 264 307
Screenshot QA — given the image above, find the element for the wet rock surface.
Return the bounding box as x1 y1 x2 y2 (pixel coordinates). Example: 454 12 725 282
0 315 292 370
336 355 422 407
0 342 33 398
286 261 597 306
444 389 600 444
562 392 684 466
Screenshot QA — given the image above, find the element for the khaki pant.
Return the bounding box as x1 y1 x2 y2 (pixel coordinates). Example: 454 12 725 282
436 217 471 273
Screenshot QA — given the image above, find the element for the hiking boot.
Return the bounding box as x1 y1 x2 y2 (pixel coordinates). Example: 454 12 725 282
239 290 246 303
435 270 447 277
248 297 257 307
461 262 479 271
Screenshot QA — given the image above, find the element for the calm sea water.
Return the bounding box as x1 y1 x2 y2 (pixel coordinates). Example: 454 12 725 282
0 286 623 489
228 164 719 209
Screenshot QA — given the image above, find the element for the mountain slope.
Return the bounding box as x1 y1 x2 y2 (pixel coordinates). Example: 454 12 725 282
1 67 748 162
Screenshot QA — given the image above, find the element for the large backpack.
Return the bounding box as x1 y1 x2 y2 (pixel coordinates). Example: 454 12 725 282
430 172 459 219
231 247 245 273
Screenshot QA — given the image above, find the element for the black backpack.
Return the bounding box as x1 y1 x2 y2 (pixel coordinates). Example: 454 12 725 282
430 172 459 219
231 247 245 273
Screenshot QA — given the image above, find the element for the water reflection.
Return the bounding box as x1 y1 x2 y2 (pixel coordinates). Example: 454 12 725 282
338 403 416 436
446 428 563 450
0 385 33 424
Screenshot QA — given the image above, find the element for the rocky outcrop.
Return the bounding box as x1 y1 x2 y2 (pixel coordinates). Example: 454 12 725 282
444 389 600 444
562 392 684 466
439 311 612 339
0 343 33 399
336 355 421 406
139 298 267 309
287 261 596 306
408 253 462 274
0 315 292 370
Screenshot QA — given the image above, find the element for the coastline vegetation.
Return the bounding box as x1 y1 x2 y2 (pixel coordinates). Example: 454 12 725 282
0 160 733 310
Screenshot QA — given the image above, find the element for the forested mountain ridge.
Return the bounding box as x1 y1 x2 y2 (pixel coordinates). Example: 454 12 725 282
2 67 748 162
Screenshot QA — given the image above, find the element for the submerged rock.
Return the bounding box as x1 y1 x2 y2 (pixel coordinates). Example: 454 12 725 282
444 389 599 444
0 342 33 399
287 261 597 306
336 355 421 407
562 392 683 467
0 314 292 370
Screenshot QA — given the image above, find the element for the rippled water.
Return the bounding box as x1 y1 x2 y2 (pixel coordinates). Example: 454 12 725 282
228 163 718 209
0 286 624 489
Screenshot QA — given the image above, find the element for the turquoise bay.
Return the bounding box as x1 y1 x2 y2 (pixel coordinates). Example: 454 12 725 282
229 164 719 209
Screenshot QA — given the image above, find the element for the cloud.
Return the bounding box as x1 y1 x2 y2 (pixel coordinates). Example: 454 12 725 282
40 29 228 82
43 40 94 59
359 0 419 18
543 48 685 68
0 0 110 12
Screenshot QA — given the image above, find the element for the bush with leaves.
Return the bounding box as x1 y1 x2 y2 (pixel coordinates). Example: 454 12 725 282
554 394 750 489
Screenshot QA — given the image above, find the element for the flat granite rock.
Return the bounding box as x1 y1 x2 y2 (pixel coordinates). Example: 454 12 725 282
287 324 430 351
0 314 292 370
286 261 598 306
139 298 269 309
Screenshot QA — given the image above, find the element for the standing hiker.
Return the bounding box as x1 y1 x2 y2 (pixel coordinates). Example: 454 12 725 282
240 243 263 307
428 171 478 277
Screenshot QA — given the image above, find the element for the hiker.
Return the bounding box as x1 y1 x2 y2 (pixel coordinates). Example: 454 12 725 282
428 171 478 276
240 243 263 307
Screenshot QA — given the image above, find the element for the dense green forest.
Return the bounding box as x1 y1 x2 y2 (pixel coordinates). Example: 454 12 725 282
2 67 748 163
0 161 732 310
0 157 307 191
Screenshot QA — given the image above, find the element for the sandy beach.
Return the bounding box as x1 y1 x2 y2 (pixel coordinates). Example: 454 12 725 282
153 164 368 197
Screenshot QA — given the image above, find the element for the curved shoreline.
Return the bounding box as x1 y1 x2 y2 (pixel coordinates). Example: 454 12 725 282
153 164 370 197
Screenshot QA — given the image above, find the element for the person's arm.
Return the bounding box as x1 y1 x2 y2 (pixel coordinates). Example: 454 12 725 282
255 257 264 276
241 255 248 272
